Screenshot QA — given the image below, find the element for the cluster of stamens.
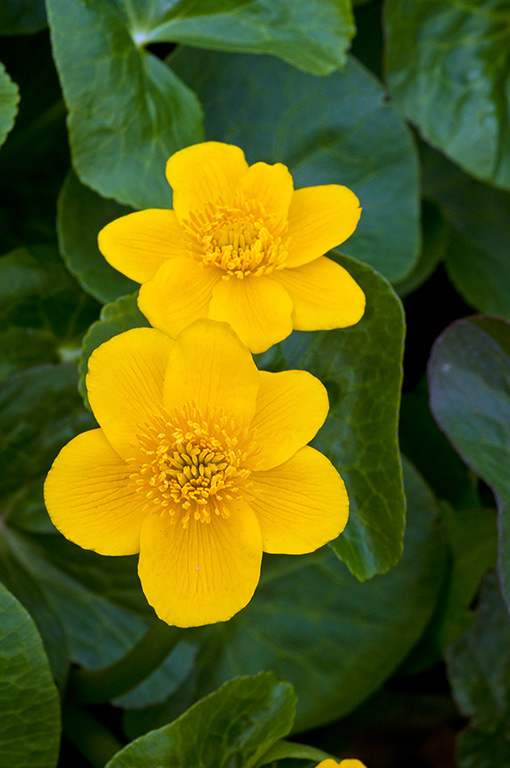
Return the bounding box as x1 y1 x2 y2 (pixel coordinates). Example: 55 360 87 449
128 404 260 528
182 195 290 279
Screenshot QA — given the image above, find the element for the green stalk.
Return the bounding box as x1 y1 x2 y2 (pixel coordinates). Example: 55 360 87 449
70 619 182 704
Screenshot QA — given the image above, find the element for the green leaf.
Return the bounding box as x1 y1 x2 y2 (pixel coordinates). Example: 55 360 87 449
400 378 480 509
258 252 405 579
109 673 295 768
428 316 510 607
171 47 420 282
447 573 510 768
78 294 149 409
0 61 19 148
57 171 138 303
394 201 447 298
126 0 355 76
0 244 99 381
0 1 46 34
0 581 60 768
46 0 203 209
254 740 332 766
385 0 510 190
0 363 153 678
439 506 498 651
125 458 444 735
422 146 510 317
404 504 498 674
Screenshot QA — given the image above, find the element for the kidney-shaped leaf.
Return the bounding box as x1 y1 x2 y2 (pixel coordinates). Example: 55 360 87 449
385 0 510 190
108 673 295 768
46 0 203 209
131 0 355 75
258 252 406 578
172 47 420 282
0 582 60 768
429 316 510 607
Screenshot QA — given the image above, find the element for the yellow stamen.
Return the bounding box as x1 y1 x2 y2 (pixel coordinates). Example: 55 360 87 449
128 404 259 527
182 195 290 278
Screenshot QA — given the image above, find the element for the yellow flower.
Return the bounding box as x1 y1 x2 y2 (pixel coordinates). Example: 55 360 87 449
98 142 365 354
317 761 367 768
44 320 349 627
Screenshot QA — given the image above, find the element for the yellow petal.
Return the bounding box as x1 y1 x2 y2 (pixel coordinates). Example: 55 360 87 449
138 257 222 338
209 275 293 354
317 762 366 768
246 370 329 471
166 141 249 222
98 209 185 283
246 446 348 554
44 429 144 555
285 185 361 267
163 318 260 425
87 328 174 461
270 256 365 330
138 498 262 627
238 162 293 223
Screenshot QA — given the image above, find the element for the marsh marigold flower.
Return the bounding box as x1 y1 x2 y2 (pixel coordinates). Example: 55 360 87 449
98 142 365 354
44 320 349 627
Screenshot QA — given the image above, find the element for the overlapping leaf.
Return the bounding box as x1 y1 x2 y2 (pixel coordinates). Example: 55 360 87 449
172 47 420 282
46 0 355 210
109 673 296 768
385 0 510 191
447 574 510 767
0 582 60 768
429 316 510 607
422 146 510 317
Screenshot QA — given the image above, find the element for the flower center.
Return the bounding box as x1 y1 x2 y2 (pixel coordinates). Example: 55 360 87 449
128 404 258 527
182 196 290 278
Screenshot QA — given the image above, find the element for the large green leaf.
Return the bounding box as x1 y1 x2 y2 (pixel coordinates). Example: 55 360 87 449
125 0 354 74
0 61 19 148
0 581 60 768
259 252 405 578
422 146 510 317
171 47 420 282
109 673 295 768
46 0 203 209
125 459 444 736
447 574 510 767
57 171 137 303
428 317 510 607
385 0 510 191
0 245 99 381
0 1 46 34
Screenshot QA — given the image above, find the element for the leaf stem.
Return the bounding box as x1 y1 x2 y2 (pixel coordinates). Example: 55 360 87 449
70 619 182 703
62 699 122 768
